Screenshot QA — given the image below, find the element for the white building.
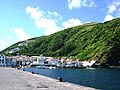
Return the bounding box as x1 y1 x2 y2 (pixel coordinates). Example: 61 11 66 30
0 55 6 66
0 55 15 67
81 60 96 67
47 58 59 66
32 55 46 65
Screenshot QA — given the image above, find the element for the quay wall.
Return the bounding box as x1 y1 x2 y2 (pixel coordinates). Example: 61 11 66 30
0 67 96 90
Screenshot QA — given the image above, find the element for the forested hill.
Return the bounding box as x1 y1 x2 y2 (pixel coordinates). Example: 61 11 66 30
1 18 120 66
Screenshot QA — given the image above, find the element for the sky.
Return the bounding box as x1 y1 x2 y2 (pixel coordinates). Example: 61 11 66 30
0 0 120 51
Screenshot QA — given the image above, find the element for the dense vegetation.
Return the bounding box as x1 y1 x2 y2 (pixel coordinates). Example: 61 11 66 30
1 18 120 66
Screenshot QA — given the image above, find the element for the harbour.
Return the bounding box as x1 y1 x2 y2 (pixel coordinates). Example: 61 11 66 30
0 67 95 90
23 67 120 90
1 54 120 90
1 1 120 90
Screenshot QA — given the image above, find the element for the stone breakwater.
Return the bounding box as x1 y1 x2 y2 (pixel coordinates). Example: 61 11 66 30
0 67 96 90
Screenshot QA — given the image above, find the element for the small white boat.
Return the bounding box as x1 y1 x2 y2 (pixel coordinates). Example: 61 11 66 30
49 66 56 69
36 66 49 69
36 65 56 69
86 67 96 69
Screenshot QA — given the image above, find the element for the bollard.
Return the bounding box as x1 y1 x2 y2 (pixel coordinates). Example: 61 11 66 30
32 71 35 74
57 77 63 82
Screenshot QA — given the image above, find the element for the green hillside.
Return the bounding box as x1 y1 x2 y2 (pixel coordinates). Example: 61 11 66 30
1 18 120 66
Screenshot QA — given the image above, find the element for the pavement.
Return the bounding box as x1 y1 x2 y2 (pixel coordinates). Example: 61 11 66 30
0 67 96 90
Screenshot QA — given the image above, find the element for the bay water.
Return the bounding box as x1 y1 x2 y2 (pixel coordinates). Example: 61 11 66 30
24 68 120 90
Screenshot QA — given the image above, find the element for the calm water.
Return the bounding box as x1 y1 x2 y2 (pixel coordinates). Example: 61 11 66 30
23 68 120 90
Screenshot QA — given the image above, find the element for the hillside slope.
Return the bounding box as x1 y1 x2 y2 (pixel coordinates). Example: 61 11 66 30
1 18 120 66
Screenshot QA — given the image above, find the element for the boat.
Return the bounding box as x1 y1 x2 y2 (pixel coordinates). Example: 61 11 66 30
35 65 57 69
86 67 96 69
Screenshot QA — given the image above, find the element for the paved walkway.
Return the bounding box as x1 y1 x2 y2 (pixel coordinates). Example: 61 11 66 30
0 67 96 90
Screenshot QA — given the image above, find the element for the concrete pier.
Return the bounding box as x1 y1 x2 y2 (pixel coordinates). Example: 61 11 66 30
0 67 96 90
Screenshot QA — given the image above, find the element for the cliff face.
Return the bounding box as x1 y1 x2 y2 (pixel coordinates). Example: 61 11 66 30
1 18 120 66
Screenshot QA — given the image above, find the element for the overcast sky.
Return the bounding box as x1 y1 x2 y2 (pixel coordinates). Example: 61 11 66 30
0 0 120 51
